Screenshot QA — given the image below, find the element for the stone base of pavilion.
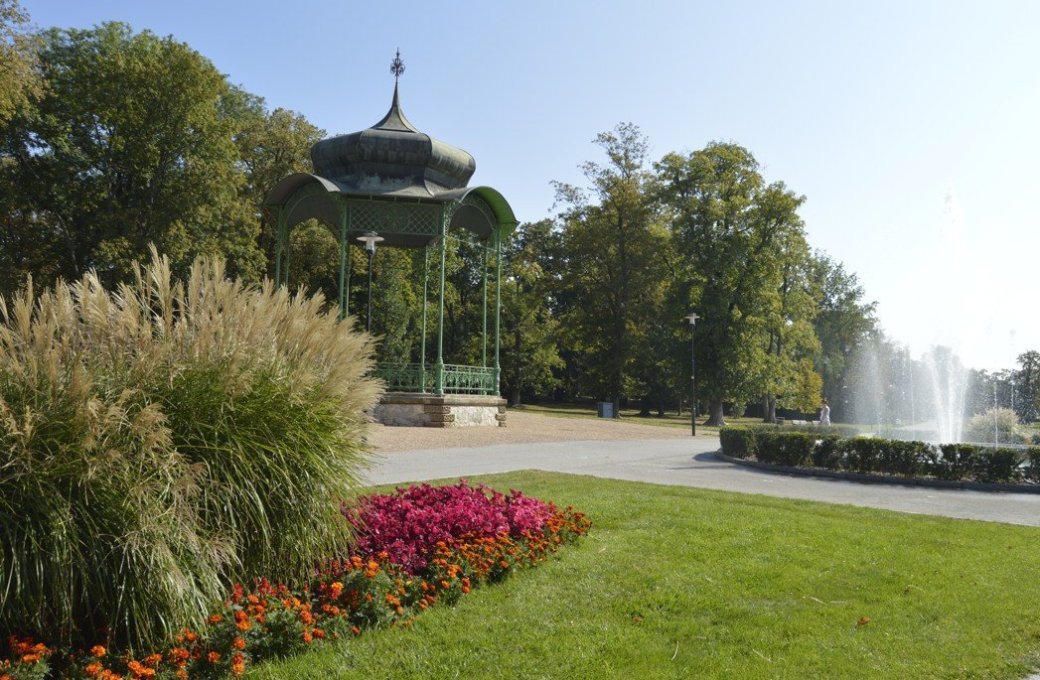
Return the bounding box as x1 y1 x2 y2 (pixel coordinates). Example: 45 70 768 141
373 393 507 428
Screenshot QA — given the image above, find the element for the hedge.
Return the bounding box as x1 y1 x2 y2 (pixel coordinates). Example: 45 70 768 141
718 425 1038 485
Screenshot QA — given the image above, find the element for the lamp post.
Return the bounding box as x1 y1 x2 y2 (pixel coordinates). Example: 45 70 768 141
686 312 699 436
356 232 384 332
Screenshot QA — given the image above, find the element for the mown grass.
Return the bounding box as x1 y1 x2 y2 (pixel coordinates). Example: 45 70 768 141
249 471 1040 679
513 401 769 434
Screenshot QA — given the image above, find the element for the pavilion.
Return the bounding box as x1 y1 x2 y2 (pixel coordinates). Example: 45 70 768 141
263 53 516 426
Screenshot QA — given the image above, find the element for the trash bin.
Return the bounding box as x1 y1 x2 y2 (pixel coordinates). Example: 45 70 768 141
597 402 614 418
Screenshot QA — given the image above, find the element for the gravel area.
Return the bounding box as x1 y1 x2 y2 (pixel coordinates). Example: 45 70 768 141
368 410 691 452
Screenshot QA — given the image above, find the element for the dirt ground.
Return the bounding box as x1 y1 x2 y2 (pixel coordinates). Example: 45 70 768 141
368 410 690 452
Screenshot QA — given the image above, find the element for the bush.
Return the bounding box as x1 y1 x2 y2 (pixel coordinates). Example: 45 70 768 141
719 427 756 458
0 251 381 650
964 408 1029 445
812 435 844 469
977 447 1025 483
1027 447 1040 482
878 439 931 477
842 437 888 473
754 431 816 467
935 444 981 481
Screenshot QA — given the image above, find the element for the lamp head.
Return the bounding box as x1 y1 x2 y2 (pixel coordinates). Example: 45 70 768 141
356 231 385 252
685 312 700 326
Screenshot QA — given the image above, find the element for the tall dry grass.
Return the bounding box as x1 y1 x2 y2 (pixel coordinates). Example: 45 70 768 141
0 248 381 649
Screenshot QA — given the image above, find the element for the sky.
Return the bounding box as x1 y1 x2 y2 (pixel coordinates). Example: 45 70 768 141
21 0 1040 372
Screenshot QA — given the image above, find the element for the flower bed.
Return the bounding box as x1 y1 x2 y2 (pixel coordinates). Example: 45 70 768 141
0 482 590 680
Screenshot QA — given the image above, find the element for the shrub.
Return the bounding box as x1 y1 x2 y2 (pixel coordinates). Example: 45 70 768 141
977 447 1025 483
812 435 844 469
964 408 1029 445
935 444 981 481
0 251 381 650
1029 447 1040 482
754 431 816 467
878 440 931 477
842 437 890 473
719 427 756 458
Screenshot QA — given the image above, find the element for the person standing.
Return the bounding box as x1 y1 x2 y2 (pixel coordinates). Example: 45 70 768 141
820 399 831 426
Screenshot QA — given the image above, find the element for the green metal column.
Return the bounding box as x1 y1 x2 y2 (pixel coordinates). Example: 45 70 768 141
435 207 448 396
482 241 488 367
344 209 353 319
420 245 428 393
274 208 285 286
494 227 502 394
338 204 348 319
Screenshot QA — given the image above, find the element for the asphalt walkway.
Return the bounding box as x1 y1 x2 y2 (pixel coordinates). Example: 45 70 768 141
365 435 1040 527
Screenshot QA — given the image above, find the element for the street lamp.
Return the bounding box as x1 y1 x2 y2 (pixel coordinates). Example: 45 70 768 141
356 231 384 332
686 312 699 436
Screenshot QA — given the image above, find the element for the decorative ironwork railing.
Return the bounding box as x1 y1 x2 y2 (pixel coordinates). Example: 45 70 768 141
442 364 497 394
373 363 497 395
374 363 435 393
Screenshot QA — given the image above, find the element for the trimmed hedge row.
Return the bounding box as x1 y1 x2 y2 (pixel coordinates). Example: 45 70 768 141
719 426 1040 484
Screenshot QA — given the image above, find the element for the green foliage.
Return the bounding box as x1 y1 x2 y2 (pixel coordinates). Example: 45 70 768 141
754 431 816 466
0 250 380 649
0 0 41 126
0 22 264 291
934 444 982 481
555 123 670 406
655 143 809 424
965 407 1029 445
719 426 756 458
500 220 564 404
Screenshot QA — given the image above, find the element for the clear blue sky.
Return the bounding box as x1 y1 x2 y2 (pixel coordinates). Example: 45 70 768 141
23 0 1040 371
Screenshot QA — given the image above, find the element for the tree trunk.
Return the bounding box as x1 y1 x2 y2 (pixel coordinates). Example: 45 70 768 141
706 399 726 426
510 386 521 407
763 395 777 423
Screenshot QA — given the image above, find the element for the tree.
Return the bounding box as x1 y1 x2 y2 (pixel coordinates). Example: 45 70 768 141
656 143 808 425
0 0 42 127
228 91 324 272
500 220 564 405
809 252 877 421
1015 350 1040 423
554 123 669 413
0 22 263 290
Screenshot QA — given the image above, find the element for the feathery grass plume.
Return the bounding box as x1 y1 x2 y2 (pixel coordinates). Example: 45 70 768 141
0 248 381 650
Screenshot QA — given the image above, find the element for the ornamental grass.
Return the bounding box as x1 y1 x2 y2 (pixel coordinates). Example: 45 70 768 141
0 249 381 652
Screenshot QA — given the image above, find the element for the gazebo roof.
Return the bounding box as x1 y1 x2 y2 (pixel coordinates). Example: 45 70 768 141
307 83 476 199
264 53 517 248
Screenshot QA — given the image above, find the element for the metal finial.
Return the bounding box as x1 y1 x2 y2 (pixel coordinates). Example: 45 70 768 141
390 48 405 82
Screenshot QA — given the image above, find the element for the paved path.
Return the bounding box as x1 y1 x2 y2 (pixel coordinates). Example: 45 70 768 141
365 436 1040 527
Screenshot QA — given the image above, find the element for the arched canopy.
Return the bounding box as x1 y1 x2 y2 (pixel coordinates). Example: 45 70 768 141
264 173 343 232
441 186 519 242
265 175 518 248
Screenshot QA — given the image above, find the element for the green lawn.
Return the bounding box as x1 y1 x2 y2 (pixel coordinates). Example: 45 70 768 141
513 401 768 434
249 472 1040 679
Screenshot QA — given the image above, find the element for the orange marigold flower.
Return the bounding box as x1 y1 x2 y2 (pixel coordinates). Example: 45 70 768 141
184 630 198 643
350 626 361 636
232 637 246 650
143 654 162 667
176 670 188 680
235 620 252 632
85 662 103 676
20 654 39 664
313 628 325 639
207 651 221 664
208 614 223 625
302 631 313 645
230 653 245 676
329 581 344 598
